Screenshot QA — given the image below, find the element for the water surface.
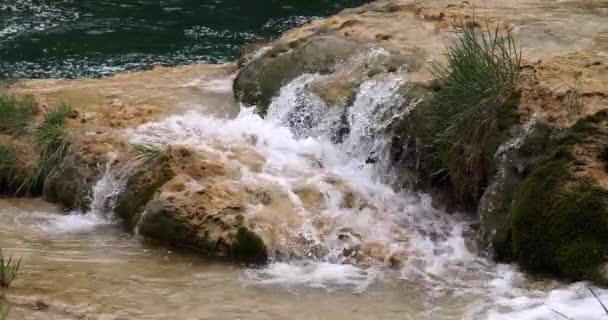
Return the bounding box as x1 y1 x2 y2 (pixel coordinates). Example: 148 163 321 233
0 0 368 78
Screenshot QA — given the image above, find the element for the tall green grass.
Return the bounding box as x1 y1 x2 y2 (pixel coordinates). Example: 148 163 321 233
132 144 169 163
0 144 18 193
16 105 74 194
425 22 521 200
0 93 38 136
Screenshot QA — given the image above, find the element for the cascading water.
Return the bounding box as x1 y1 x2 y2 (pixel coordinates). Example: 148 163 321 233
32 155 131 234
125 70 608 319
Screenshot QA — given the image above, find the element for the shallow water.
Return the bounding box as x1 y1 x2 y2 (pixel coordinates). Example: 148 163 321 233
2 199 608 320
3 82 608 319
2 0 608 319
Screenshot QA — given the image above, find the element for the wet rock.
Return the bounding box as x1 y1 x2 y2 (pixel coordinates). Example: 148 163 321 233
502 110 608 284
233 35 366 115
43 135 121 209
114 158 174 229
478 121 553 256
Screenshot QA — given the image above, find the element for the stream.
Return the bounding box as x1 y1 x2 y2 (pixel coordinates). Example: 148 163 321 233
2 73 608 320
2 0 608 319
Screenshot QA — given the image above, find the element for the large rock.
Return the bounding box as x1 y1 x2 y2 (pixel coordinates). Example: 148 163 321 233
493 110 608 284
115 146 270 263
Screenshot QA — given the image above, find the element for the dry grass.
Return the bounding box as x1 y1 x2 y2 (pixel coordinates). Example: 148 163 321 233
0 249 20 289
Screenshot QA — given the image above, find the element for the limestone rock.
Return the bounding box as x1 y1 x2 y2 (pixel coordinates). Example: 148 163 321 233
233 35 366 115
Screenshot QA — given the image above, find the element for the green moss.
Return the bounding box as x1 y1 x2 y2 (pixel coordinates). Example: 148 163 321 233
601 145 608 170
138 206 194 244
492 224 513 261
482 92 521 177
232 227 267 264
509 110 608 284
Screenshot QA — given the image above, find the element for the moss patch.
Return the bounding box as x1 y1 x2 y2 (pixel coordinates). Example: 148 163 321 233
232 227 267 264
601 144 608 170
509 110 608 284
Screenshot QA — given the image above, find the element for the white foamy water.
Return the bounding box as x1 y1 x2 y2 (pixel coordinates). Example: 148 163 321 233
243 261 379 293
123 72 608 319
17 159 129 236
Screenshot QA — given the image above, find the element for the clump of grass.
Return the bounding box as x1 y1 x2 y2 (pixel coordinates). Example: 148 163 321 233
563 78 583 116
425 21 521 201
132 144 169 163
601 144 608 169
0 144 18 192
16 105 73 195
43 103 77 127
0 249 20 290
0 93 38 136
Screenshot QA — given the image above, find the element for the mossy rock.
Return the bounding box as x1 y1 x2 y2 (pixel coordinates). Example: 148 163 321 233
42 147 94 209
232 226 268 264
509 109 608 284
139 198 268 264
601 144 608 171
478 120 554 254
138 199 202 245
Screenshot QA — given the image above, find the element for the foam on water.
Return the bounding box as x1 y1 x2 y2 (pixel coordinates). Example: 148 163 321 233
21 158 127 235
31 212 111 235
243 262 378 293
126 73 478 292
125 71 608 319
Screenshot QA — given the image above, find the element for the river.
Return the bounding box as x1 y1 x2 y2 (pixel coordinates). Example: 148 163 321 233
2 0 608 319
0 0 368 78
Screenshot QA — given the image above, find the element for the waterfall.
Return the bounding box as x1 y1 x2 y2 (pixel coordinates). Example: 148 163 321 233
88 154 126 219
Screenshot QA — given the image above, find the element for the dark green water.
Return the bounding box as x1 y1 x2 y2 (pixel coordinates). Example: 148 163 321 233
0 0 368 78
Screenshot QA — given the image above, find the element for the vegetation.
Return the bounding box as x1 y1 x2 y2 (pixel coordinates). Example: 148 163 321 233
0 86 75 196
133 144 169 163
16 104 74 195
0 144 18 193
506 110 608 284
424 22 521 201
0 250 21 290
563 78 583 116
232 227 267 264
0 299 8 320
601 144 608 170
0 93 37 136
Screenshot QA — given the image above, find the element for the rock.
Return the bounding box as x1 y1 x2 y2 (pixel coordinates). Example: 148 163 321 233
114 158 174 229
136 174 268 263
478 121 553 257
43 139 114 209
506 110 608 284
112 146 269 263
233 35 366 115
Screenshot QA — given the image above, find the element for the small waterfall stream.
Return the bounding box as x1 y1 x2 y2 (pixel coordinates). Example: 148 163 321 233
125 72 608 319
1 70 607 320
